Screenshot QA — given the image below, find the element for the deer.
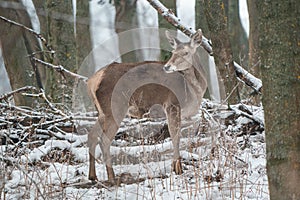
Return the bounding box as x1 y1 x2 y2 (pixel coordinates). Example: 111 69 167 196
87 29 207 184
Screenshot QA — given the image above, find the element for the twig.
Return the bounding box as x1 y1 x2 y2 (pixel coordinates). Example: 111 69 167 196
0 86 38 101
12 116 73 147
221 82 241 106
146 0 262 93
218 145 247 165
40 89 68 116
0 87 67 117
0 15 53 53
35 129 68 141
32 57 88 82
0 102 43 116
21 88 68 116
0 156 46 200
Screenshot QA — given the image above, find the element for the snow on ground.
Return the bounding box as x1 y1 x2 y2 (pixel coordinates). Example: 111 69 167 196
0 99 269 199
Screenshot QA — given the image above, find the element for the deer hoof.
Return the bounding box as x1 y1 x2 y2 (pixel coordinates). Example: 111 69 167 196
172 159 183 175
88 175 98 182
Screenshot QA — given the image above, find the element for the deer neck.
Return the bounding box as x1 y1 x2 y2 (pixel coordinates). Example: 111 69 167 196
182 66 205 97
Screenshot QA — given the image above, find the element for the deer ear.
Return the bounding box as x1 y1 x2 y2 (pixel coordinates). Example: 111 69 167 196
190 29 203 48
165 30 179 49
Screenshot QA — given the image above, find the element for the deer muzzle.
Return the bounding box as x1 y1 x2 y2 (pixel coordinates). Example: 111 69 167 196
163 64 176 73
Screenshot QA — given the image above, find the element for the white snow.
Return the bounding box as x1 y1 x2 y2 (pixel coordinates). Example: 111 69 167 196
0 1 268 199
1 101 269 199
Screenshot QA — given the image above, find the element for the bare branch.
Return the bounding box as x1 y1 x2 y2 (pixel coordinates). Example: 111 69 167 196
1 86 69 117
22 88 68 116
0 15 54 53
146 0 262 93
234 62 262 93
31 57 88 82
0 86 38 101
147 0 213 54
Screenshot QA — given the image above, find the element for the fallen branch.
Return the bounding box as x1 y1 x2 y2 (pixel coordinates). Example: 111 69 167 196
146 0 262 93
20 88 68 116
231 105 264 128
0 86 38 101
0 102 42 116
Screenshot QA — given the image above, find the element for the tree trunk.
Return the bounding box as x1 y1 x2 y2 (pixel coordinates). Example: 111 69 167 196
195 0 212 99
247 0 261 104
0 1 43 106
115 0 140 62
195 0 210 37
258 1 300 199
247 0 259 77
227 0 248 67
158 0 177 61
32 0 92 107
227 0 249 101
203 0 238 104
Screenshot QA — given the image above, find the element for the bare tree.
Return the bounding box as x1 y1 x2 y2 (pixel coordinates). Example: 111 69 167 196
33 0 92 106
203 0 239 104
0 1 43 106
158 0 177 61
227 0 248 68
258 1 300 199
247 0 261 104
115 0 141 62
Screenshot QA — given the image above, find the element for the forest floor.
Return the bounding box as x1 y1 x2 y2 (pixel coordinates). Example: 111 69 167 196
0 98 269 200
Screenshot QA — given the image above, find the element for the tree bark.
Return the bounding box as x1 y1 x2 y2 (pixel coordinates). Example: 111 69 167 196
0 1 43 106
203 0 238 104
158 0 176 61
195 0 213 99
33 0 92 107
258 1 300 199
247 0 259 77
227 0 248 67
115 0 140 62
247 0 261 104
195 0 210 38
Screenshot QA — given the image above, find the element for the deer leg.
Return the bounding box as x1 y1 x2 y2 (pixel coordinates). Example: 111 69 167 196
98 117 119 184
166 104 183 175
88 120 100 181
99 138 115 184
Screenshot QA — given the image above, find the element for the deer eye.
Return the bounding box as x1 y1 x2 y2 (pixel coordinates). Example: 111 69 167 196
182 52 189 56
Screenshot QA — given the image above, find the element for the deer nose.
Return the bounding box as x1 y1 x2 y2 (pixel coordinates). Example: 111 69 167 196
163 65 171 72
163 65 173 73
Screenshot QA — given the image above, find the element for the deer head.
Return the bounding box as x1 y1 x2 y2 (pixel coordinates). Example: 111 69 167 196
163 29 203 73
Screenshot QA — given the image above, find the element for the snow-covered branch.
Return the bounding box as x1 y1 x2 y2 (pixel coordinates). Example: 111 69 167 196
0 86 38 101
147 0 213 54
146 0 262 93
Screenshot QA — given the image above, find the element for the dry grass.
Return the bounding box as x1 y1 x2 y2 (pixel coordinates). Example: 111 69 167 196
0 101 268 199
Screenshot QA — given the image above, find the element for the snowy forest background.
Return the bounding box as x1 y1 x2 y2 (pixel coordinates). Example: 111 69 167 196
0 0 299 199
